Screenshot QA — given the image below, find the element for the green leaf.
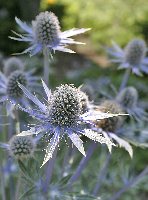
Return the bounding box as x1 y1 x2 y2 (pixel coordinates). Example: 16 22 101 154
18 186 36 199
58 174 72 188
21 176 34 186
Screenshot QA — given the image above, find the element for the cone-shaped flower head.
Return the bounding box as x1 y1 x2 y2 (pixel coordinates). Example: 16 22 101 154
8 135 36 159
116 86 148 122
116 86 138 109
7 70 27 99
4 57 24 77
123 39 146 67
16 81 116 167
96 100 123 132
10 11 90 56
33 11 60 46
49 84 82 128
95 99 133 158
103 38 148 76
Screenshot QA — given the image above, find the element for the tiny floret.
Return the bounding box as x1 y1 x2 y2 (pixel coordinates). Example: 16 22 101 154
8 135 35 159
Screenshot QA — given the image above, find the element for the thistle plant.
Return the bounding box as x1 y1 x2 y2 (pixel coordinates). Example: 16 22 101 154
0 57 41 117
16 81 116 167
9 11 90 85
103 38 148 91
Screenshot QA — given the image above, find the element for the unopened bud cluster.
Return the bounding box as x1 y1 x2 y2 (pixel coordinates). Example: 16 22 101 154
49 84 83 128
123 38 146 66
33 11 60 45
8 135 35 159
96 100 123 132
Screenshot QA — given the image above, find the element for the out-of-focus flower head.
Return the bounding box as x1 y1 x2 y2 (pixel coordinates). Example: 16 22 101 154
103 38 148 76
8 135 36 159
3 57 24 77
9 11 90 57
0 57 41 117
116 86 148 122
95 99 133 158
16 81 116 167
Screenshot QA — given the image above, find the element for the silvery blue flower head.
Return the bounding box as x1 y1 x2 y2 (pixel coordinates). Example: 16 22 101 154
95 99 133 158
16 81 116 167
0 58 41 117
103 38 148 76
9 11 91 56
116 86 148 122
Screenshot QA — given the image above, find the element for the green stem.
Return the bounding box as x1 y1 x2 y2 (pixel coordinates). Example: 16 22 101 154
15 169 22 200
43 48 50 87
0 160 6 200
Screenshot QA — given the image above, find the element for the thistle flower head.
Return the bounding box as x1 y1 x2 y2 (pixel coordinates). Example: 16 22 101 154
8 135 36 159
32 11 60 46
16 81 116 167
7 70 27 99
96 100 123 132
0 57 41 117
49 84 82 128
10 11 90 56
103 38 148 76
4 57 24 76
123 38 146 66
116 87 148 122
116 86 138 109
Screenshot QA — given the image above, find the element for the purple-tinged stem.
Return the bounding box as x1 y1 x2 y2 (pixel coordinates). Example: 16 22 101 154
93 152 111 196
43 49 50 87
42 145 58 194
119 68 131 92
109 166 148 200
15 170 22 200
69 141 97 187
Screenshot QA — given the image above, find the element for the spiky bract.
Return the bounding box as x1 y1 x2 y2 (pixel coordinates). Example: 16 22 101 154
8 135 35 159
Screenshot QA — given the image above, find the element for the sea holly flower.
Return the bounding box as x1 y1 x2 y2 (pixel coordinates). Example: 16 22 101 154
0 57 41 117
116 86 148 122
16 81 117 167
9 11 91 56
103 38 148 76
95 99 133 157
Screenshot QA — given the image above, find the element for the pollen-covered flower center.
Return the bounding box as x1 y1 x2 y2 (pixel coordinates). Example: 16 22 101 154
33 11 61 45
96 100 123 132
124 38 146 66
7 70 27 98
9 136 35 159
49 84 82 128
116 87 138 109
